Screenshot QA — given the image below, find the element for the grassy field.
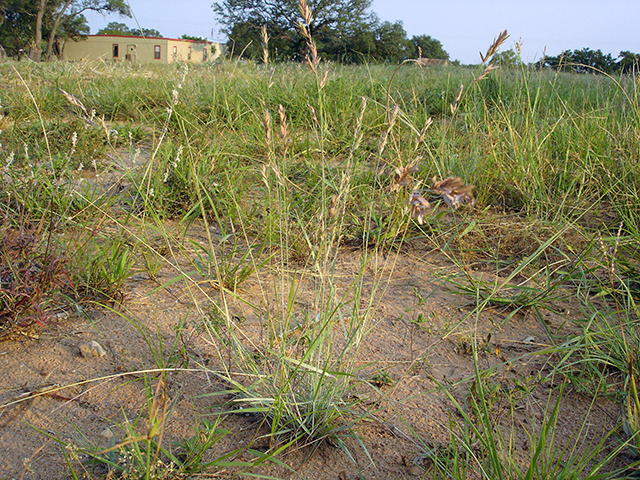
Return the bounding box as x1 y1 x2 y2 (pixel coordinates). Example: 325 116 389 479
0 48 639 479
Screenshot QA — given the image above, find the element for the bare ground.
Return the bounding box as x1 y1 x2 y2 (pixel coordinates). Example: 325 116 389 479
0 226 629 479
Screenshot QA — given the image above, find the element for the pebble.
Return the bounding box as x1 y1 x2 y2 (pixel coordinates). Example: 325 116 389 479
78 340 107 358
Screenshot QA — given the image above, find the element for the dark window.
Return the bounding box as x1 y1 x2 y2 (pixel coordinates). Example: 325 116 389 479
112 44 119 58
154 45 161 60
187 46 192 60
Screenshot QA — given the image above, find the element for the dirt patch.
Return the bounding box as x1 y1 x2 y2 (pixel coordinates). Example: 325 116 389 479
0 228 627 479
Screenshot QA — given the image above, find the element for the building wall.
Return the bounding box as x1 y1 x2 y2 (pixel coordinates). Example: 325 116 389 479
63 35 223 64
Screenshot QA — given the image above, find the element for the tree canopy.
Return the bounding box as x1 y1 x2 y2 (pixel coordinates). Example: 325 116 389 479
212 0 448 63
96 21 162 37
0 0 130 60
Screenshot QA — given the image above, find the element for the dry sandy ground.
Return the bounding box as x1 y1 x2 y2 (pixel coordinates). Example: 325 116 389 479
0 230 628 479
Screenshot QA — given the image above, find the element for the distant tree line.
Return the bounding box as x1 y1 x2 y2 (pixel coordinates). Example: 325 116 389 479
537 48 639 74
212 0 448 63
0 0 130 60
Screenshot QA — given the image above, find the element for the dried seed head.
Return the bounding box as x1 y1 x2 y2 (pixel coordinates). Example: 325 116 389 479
320 69 329 89
409 192 431 225
480 30 509 63
278 104 287 142
260 25 269 65
60 88 88 117
308 104 319 125
430 176 475 208
391 159 420 192
263 109 272 144
472 64 500 85
299 0 313 26
329 194 339 217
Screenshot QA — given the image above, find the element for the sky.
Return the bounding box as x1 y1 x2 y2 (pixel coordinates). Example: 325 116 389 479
84 0 640 64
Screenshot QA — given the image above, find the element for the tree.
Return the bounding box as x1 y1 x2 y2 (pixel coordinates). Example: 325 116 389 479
96 22 162 37
130 27 161 37
212 0 374 61
40 0 131 60
618 51 639 74
371 20 411 63
0 0 37 58
181 34 207 42
411 34 448 60
492 48 518 67
96 21 130 35
570 47 616 73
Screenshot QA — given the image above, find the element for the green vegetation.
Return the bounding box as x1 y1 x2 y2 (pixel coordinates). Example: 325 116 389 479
0 19 639 478
0 0 131 60
96 21 163 38
213 0 448 63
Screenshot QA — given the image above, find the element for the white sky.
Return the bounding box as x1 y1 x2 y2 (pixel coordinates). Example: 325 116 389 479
84 0 640 64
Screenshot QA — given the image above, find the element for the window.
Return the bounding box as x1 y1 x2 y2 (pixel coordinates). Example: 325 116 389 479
112 44 119 58
187 46 192 60
154 45 161 60
203 45 208 61
172 46 177 58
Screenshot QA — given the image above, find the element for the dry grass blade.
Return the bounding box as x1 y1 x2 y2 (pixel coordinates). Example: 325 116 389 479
480 29 509 63
431 176 475 208
450 84 464 115
378 105 400 157
59 88 96 126
59 88 88 117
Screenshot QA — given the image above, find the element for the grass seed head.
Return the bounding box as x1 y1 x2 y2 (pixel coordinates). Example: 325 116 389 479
480 29 509 63
263 109 272 144
260 25 269 65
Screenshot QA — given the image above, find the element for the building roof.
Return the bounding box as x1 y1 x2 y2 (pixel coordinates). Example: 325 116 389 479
86 34 214 44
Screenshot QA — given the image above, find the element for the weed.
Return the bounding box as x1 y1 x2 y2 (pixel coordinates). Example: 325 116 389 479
0 224 72 338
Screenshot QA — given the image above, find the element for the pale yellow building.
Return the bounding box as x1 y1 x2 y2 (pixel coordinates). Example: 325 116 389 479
62 35 224 64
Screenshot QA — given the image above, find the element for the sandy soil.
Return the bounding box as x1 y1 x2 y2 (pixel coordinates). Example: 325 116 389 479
0 228 628 479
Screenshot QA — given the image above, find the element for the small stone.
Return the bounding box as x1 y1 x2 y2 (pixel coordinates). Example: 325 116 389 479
100 427 114 439
409 465 423 476
523 336 536 343
78 341 107 358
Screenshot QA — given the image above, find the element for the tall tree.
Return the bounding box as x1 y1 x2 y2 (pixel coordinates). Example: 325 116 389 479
41 0 130 60
371 20 411 63
32 0 46 60
212 0 373 60
96 21 130 35
130 27 162 37
411 34 448 60
0 0 37 58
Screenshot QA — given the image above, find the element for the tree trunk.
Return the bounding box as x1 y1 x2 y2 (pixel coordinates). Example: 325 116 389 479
45 0 73 60
32 0 47 61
